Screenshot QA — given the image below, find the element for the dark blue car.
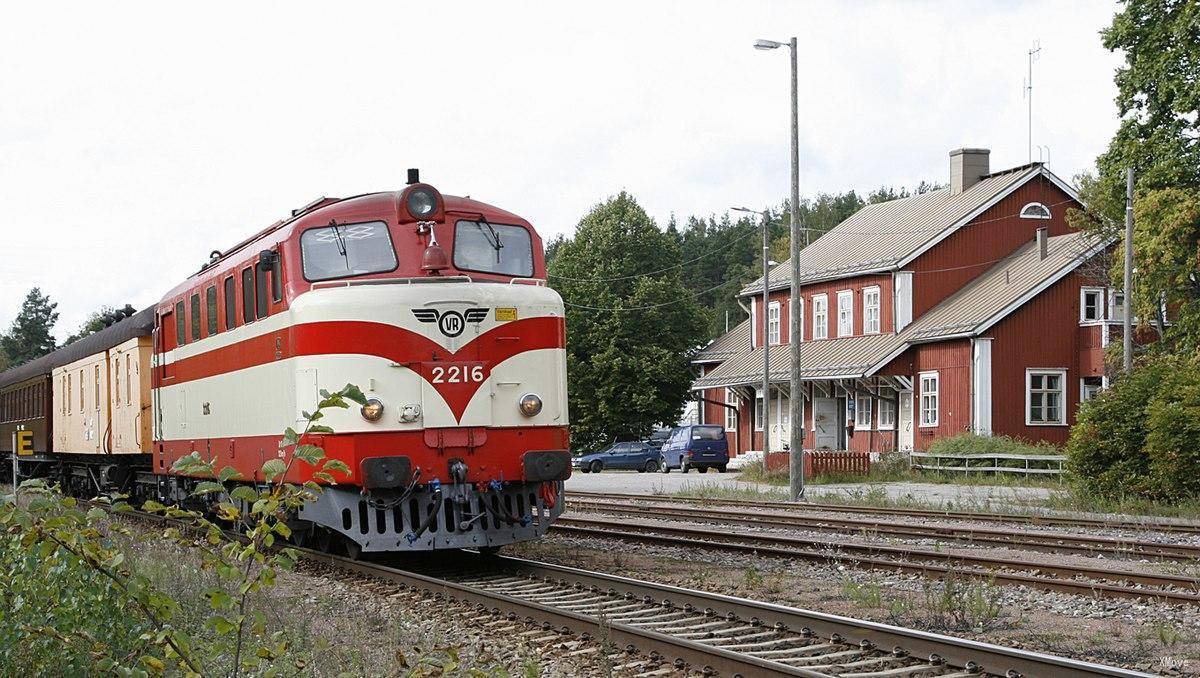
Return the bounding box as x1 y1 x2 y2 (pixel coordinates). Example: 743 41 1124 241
659 424 729 473
573 441 661 473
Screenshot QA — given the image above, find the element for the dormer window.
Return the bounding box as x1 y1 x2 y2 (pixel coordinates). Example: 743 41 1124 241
1020 202 1051 220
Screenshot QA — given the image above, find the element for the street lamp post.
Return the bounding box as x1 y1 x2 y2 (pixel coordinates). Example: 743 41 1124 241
754 36 805 501
733 207 773 465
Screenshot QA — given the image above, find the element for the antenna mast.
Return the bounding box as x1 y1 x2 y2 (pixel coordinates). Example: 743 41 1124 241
1024 40 1042 163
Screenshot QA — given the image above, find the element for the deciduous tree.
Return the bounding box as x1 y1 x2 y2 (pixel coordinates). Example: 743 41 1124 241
549 192 707 451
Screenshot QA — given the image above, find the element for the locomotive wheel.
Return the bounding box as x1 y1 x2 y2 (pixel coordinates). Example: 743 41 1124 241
644 459 658 473
589 461 602 473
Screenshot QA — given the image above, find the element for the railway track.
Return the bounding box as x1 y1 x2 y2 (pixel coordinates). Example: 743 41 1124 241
570 491 1200 536
566 496 1200 562
550 515 1200 606
307 550 1150 677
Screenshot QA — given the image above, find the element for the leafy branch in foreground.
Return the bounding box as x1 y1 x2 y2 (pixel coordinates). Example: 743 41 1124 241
1 383 366 677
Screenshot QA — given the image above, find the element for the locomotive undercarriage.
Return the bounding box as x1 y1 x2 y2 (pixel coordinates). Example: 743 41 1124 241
298 480 565 553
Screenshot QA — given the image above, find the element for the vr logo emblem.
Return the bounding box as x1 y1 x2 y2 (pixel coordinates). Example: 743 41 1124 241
413 308 488 338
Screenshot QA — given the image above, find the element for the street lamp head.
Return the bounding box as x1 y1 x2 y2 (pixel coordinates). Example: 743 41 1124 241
754 39 784 50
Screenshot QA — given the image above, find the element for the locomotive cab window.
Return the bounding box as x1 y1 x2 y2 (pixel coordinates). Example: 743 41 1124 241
300 221 397 282
453 220 533 277
254 265 268 319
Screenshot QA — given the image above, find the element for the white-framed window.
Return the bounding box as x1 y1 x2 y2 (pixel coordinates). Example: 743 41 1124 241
795 298 804 342
1108 289 1126 322
878 398 896 429
768 301 781 345
919 371 939 427
812 294 828 340
854 394 873 428
863 286 881 334
1019 202 1052 219
837 290 853 337
1080 377 1103 404
755 394 765 431
1080 287 1104 323
725 388 737 431
1026 369 1067 426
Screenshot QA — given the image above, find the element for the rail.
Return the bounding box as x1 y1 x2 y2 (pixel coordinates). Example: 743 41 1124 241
909 450 1067 476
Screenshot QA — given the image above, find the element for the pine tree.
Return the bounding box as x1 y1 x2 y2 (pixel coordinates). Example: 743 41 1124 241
549 192 707 452
1 288 59 365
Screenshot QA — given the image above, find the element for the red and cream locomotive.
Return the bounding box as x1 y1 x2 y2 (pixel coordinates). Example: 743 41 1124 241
0 170 571 554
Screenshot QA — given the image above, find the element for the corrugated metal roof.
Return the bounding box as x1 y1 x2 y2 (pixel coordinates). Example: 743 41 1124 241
740 165 1042 295
693 333 905 389
901 230 1107 341
696 229 1107 390
0 307 155 390
693 319 751 363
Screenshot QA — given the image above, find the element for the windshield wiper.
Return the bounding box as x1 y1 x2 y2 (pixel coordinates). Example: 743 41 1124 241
328 219 347 257
476 216 504 264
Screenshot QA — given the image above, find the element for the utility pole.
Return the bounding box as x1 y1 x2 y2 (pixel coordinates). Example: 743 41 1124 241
1123 168 1134 373
762 213 771 464
786 36 805 501
753 36 805 501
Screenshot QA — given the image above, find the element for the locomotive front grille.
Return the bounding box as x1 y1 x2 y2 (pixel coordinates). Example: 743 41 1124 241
300 480 564 552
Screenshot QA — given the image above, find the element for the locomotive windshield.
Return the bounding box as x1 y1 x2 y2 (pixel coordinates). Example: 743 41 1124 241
453 220 534 277
300 220 398 281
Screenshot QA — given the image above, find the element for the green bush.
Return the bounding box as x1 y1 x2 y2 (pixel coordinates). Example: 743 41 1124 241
1067 355 1200 500
927 433 1057 456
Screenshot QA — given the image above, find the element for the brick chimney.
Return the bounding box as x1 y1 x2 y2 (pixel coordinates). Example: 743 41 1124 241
949 148 990 195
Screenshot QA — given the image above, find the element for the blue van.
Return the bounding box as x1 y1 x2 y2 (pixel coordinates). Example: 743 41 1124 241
659 425 729 473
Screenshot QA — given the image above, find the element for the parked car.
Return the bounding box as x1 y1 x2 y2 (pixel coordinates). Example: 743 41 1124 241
659 424 729 473
645 428 672 450
726 449 763 471
573 441 661 473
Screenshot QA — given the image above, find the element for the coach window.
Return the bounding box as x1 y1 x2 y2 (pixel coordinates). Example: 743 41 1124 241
114 356 121 406
300 221 398 282
224 276 237 330
125 353 132 403
94 365 100 411
79 369 85 411
190 293 201 342
206 285 218 336
255 264 268 319
241 268 254 324
175 301 186 346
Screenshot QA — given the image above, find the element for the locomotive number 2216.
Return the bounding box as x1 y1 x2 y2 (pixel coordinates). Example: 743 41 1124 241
429 363 485 384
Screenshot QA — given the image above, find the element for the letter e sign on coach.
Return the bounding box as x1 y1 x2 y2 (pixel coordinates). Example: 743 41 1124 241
15 429 33 456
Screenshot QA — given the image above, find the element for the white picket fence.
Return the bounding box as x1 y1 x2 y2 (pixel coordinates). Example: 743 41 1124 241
909 451 1066 476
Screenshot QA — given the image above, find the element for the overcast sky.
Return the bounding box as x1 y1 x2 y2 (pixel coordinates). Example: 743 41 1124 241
0 1 1123 342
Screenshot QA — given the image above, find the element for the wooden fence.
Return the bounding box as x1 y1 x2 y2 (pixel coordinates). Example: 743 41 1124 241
908 451 1066 476
764 450 871 477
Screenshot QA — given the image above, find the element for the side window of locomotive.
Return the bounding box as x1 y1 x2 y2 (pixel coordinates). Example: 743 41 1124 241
224 276 237 330
174 302 186 346
254 264 268 320
189 293 201 341
300 221 397 282
241 268 254 324
453 220 534 277
270 253 282 303
206 285 218 335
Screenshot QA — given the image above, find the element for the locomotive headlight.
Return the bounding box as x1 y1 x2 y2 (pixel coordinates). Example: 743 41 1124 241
518 393 543 417
360 398 385 422
406 188 437 219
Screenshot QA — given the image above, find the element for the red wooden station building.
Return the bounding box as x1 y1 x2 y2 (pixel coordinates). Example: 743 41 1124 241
693 148 1124 456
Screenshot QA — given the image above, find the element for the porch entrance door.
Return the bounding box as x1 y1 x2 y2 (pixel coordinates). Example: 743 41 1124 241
898 390 914 452
812 397 839 450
